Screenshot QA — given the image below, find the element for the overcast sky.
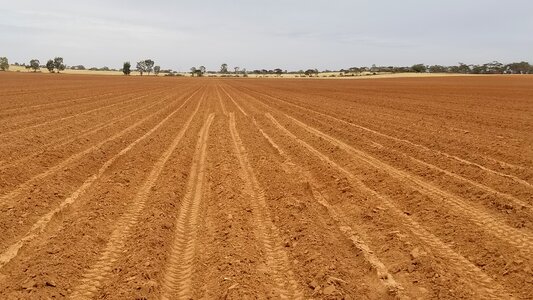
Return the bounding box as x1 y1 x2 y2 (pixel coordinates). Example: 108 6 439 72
1 0 532 71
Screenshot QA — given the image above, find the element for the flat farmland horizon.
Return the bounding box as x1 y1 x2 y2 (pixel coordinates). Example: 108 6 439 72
0 72 532 299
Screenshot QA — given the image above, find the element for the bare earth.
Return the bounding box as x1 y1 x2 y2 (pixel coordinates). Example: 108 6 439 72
0 72 532 299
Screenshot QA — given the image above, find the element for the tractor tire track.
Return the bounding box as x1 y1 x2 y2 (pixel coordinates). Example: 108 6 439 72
251 117 404 297
220 86 248 116
160 113 214 300
0 93 169 170
266 112 512 299
237 86 533 190
215 85 228 116
228 112 303 299
69 90 204 299
0 90 119 117
279 112 533 256
0 88 161 139
0 89 202 268
0 88 198 207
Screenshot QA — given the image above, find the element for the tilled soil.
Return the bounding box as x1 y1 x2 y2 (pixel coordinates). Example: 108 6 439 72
0 72 532 299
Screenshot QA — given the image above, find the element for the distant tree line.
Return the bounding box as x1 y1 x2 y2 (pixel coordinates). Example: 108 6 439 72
1 56 532 76
339 61 533 75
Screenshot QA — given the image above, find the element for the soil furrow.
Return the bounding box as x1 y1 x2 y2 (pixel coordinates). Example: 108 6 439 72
281 112 533 255
0 93 169 170
251 117 405 297
160 113 214 300
0 88 160 138
228 112 303 299
0 89 202 269
69 90 204 299
215 85 228 116
220 86 248 116
266 112 512 299
237 85 533 189
0 88 196 206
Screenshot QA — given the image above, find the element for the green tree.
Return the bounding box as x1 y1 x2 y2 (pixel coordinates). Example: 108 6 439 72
453 63 471 74
304 69 318 76
144 59 154 75
29 59 40 72
411 64 427 73
53 57 65 72
0 57 9 71
199 66 206 75
483 61 504 74
190 67 197 76
220 63 228 74
506 61 532 74
136 60 146 75
154 65 161 75
46 59 55 73
234 66 239 74
123 62 131 75
428 65 447 73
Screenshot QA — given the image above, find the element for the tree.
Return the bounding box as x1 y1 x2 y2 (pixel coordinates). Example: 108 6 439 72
46 59 55 73
29 59 40 72
190 66 205 77
0 57 9 71
136 60 146 76
135 59 154 75
304 69 318 76
273 68 283 76
220 63 228 74
144 59 154 75
53 57 65 73
154 65 161 75
451 63 471 74
411 64 427 73
234 66 240 74
123 62 131 75
483 61 504 74
428 65 447 73
505 61 532 74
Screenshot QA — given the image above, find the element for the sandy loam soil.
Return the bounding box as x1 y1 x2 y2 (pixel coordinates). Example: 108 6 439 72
0 72 532 299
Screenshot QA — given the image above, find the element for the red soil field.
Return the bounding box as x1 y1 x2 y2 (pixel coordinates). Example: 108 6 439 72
0 72 532 299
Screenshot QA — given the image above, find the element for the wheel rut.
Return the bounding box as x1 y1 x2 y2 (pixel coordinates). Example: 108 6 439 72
68 91 203 299
0 89 159 138
0 90 202 268
220 86 248 116
215 85 228 116
228 112 303 299
266 112 512 299
251 117 405 297
280 112 533 256
160 113 214 300
0 89 198 207
238 86 533 190
0 94 168 170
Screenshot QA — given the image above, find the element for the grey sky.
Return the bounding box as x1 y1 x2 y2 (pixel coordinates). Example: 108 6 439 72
1 0 532 71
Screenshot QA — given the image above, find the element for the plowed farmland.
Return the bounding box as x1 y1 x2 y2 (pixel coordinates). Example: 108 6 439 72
0 72 532 299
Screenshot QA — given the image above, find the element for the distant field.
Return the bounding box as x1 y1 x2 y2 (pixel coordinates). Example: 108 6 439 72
0 72 532 299
7 65 481 79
